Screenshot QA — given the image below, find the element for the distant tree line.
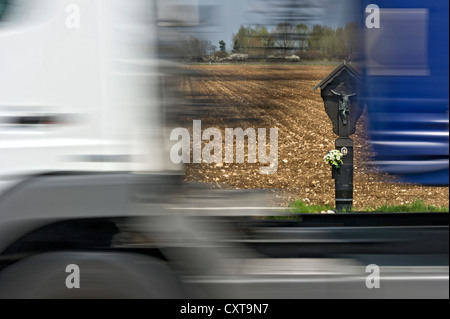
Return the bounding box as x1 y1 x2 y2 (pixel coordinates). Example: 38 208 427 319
183 22 361 62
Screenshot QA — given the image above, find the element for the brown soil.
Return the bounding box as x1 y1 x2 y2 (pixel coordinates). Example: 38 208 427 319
179 64 449 210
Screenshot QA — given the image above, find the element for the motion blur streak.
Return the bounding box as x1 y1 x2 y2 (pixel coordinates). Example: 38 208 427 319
362 0 449 185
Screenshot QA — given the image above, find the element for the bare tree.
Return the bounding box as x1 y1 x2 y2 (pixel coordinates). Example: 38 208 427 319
184 36 214 61
272 22 296 56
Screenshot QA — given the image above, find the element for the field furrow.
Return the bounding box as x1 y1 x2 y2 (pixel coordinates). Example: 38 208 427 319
180 64 449 209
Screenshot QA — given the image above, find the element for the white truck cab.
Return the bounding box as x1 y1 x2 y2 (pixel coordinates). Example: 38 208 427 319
0 0 175 189
0 0 187 284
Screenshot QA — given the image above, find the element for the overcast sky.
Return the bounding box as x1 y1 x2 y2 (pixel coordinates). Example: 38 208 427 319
188 0 360 50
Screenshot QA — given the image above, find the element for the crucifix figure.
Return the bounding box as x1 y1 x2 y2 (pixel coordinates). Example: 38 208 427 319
331 90 356 125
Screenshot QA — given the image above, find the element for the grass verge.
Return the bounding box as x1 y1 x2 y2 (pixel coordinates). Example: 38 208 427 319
290 200 333 213
289 199 449 213
366 200 449 213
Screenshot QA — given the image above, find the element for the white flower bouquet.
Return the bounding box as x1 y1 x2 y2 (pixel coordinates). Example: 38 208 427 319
323 149 344 168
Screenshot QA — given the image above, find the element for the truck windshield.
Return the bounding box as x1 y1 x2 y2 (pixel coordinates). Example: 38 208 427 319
0 0 10 21
0 0 11 22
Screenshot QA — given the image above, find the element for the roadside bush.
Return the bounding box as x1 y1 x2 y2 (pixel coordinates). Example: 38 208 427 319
221 53 249 62
286 55 300 62
213 51 229 59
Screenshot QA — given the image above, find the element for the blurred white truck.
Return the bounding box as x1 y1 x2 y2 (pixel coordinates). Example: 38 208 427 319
0 0 192 297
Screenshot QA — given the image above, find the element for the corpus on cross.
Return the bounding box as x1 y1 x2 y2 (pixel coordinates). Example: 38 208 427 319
331 89 356 125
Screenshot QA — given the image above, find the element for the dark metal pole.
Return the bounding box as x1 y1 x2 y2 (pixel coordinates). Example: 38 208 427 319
334 138 353 212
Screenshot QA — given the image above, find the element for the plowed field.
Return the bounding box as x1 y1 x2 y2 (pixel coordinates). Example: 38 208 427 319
180 64 449 210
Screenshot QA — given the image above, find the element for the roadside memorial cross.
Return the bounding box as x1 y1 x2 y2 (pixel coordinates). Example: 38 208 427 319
314 61 363 211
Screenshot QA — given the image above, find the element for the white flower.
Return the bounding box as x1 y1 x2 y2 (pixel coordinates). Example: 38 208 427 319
323 149 344 168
